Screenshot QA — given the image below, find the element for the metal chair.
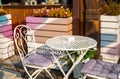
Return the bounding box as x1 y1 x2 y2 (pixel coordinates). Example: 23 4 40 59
80 59 120 79
14 24 57 79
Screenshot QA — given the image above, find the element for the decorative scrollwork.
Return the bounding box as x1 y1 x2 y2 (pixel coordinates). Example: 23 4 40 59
14 25 36 59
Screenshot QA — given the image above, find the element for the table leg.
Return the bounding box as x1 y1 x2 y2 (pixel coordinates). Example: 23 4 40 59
63 50 88 79
51 51 66 76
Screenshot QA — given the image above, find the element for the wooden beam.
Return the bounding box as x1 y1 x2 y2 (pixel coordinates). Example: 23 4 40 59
72 0 85 35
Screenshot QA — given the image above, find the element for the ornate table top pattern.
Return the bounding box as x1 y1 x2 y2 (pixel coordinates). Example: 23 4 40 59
46 35 97 51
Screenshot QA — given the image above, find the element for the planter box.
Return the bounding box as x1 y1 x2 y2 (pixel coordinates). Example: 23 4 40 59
100 15 120 22
0 14 14 59
26 16 72 24
26 16 73 43
100 14 120 63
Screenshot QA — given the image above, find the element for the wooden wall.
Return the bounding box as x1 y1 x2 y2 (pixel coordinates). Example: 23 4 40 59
4 8 32 28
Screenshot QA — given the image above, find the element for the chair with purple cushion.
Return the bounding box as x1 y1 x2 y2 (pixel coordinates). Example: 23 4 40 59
80 59 120 79
14 25 57 79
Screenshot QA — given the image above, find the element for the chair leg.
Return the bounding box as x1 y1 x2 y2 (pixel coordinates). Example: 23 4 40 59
32 69 42 79
23 66 42 79
45 69 54 79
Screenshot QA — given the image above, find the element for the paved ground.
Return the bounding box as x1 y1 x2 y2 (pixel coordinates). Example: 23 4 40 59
0 55 77 79
1 55 117 79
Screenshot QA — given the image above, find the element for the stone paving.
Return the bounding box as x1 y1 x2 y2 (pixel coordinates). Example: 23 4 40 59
0 55 77 79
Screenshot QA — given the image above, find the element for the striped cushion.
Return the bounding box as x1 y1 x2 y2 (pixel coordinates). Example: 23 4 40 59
81 59 120 79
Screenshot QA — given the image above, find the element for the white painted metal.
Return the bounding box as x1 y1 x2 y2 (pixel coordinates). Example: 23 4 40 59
14 25 56 79
46 35 97 79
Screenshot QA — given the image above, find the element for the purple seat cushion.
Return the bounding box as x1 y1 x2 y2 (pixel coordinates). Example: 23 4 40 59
81 59 120 79
23 52 56 67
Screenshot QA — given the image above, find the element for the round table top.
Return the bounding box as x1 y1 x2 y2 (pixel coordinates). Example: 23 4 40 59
46 35 97 51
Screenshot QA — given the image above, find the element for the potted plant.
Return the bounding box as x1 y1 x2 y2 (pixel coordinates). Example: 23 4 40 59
100 0 120 21
26 6 72 44
100 0 120 63
30 6 72 24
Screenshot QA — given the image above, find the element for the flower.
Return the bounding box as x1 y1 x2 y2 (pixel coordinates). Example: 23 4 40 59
33 6 72 18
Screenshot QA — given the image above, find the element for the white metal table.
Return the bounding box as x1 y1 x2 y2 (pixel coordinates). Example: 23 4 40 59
46 35 97 79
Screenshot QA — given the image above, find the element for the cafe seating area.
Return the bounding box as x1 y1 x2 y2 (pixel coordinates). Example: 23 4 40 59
1 24 120 79
0 0 120 79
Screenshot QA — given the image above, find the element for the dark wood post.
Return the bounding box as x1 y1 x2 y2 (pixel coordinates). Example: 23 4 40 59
72 0 85 35
84 0 104 59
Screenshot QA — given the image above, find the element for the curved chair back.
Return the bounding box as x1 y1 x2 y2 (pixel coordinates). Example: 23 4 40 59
14 25 56 79
14 25 36 60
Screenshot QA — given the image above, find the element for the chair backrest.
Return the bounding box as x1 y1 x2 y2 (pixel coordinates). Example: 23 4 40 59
14 25 36 60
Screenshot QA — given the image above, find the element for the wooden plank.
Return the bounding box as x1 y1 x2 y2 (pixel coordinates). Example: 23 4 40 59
100 47 120 55
100 15 119 22
0 35 13 43
0 20 12 26
100 34 118 41
0 52 14 59
101 22 119 29
0 41 13 48
101 28 119 35
35 36 50 43
0 30 13 37
0 14 11 21
34 30 72 37
0 47 13 54
102 58 119 64
26 23 72 32
26 16 72 24
0 25 12 32
101 53 120 63
100 41 120 47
